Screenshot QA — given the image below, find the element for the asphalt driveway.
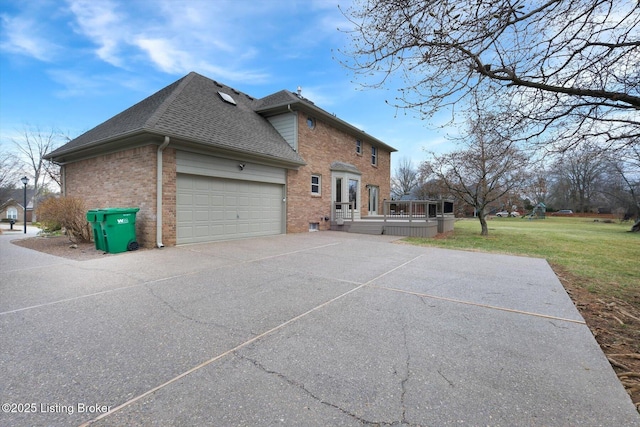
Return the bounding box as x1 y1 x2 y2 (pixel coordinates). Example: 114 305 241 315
1 230 638 426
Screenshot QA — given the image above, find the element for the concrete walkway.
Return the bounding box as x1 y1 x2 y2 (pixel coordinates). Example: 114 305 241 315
1 231 638 426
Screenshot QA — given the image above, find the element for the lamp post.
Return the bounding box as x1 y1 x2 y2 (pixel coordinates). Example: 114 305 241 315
20 176 28 234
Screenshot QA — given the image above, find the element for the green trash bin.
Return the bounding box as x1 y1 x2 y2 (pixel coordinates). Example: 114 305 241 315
86 209 107 251
101 208 140 254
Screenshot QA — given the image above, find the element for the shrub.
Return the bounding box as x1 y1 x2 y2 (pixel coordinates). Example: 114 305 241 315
36 197 91 243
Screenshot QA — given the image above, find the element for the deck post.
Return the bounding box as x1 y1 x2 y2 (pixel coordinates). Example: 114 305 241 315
409 200 413 224
383 199 387 223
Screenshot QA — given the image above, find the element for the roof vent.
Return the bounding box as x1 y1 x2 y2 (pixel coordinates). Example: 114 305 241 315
218 91 237 105
297 86 302 97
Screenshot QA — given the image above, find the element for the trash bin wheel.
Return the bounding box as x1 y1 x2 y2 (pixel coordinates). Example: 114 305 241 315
127 241 139 251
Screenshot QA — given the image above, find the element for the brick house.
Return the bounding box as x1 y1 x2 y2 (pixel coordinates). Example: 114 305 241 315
45 72 395 247
0 189 35 224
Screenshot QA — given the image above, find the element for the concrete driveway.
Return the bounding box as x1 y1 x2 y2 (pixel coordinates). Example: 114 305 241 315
1 231 638 426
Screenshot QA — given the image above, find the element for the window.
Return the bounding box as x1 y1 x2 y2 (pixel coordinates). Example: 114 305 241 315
371 146 378 166
307 117 316 129
356 139 362 154
311 174 321 195
309 222 319 232
7 207 17 220
349 179 358 208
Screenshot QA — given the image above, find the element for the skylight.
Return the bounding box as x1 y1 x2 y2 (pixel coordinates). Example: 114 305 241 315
218 91 236 105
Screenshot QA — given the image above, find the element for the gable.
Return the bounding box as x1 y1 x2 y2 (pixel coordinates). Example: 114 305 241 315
266 113 298 152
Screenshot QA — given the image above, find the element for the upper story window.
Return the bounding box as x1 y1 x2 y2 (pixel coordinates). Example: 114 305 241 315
356 139 362 155
307 117 316 129
371 146 378 166
311 174 321 195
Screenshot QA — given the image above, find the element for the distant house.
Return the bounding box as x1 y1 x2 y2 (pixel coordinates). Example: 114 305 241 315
45 72 396 247
0 188 35 223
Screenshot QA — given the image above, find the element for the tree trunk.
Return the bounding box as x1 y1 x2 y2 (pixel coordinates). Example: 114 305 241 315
478 214 489 236
631 219 640 233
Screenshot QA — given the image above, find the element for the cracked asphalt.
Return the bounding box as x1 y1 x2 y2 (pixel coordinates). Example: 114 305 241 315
1 230 638 426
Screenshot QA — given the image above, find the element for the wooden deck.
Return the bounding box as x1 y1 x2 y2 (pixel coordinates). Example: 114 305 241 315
330 200 455 238
330 216 455 238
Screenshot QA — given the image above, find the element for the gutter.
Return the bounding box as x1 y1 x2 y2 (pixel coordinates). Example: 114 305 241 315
156 136 170 248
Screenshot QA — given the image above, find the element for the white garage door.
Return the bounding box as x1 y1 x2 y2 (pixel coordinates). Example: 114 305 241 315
177 174 284 244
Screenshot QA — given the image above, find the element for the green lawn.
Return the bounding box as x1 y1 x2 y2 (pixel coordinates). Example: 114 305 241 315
405 216 640 302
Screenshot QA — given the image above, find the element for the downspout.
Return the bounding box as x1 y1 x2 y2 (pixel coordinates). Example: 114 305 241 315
156 136 170 248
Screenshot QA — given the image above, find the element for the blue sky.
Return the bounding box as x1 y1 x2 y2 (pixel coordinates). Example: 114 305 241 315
0 0 454 171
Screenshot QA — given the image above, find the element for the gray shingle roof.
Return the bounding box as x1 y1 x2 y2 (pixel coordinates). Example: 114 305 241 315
47 72 305 165
252 89 303 110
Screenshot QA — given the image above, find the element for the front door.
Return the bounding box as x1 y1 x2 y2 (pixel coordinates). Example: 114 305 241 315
368 185 379 216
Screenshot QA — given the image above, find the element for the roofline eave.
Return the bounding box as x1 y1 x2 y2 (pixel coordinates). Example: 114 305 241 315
255 101 397 153
45 130 306 170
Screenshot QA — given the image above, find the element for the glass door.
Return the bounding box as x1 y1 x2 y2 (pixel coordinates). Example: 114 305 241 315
368 185 379 216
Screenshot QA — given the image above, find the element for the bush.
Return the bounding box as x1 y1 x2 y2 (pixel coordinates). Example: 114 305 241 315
36 197 91 243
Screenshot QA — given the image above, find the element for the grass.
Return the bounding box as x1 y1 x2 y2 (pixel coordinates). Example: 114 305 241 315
405 216 640 303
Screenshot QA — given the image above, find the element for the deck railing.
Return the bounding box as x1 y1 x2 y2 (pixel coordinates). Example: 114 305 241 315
332 199 454 224
332 202 356 223
383 200 436 223
383 199 455 223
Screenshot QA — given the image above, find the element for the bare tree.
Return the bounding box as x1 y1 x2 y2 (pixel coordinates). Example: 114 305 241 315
11 125 64 219
549 148 607 212
391 157 420 198
522 167 550 208
0 146 21 204
425 111 530 235
339 0 640 153
603 145 640 230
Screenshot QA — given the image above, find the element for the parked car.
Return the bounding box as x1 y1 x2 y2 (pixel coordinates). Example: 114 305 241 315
495 211 520 217
552 209 574 216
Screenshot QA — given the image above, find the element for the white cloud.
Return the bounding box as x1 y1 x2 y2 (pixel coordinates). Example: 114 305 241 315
135 39 191 75
66 0 128 67
0 14 60 61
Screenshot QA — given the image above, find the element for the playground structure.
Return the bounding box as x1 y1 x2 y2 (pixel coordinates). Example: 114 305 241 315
524 202 546 219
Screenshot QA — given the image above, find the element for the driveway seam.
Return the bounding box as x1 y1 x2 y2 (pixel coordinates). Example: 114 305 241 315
369 285 586 325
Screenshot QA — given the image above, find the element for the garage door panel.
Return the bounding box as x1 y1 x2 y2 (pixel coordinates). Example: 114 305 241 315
194 194 209 206
177 174 284 244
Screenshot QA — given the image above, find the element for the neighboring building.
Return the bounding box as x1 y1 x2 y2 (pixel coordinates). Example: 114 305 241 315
45 72 396 247
0 188 35 223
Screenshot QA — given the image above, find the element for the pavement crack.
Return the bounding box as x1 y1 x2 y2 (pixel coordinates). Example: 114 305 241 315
399 324 411 424
237 353 409 426
144 284 245 335
437 369 455 388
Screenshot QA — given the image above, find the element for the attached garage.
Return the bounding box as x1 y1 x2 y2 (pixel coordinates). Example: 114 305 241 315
176 151 287 245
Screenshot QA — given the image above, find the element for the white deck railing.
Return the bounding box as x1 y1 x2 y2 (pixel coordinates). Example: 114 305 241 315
382 200 439 223
332 202 356 223
332 199 454 224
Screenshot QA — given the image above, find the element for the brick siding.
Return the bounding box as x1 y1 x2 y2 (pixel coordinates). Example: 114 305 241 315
63 145 177 248
286 113 391 233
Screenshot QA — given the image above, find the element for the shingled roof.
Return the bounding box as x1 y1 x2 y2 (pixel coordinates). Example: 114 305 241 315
46 72 305 166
